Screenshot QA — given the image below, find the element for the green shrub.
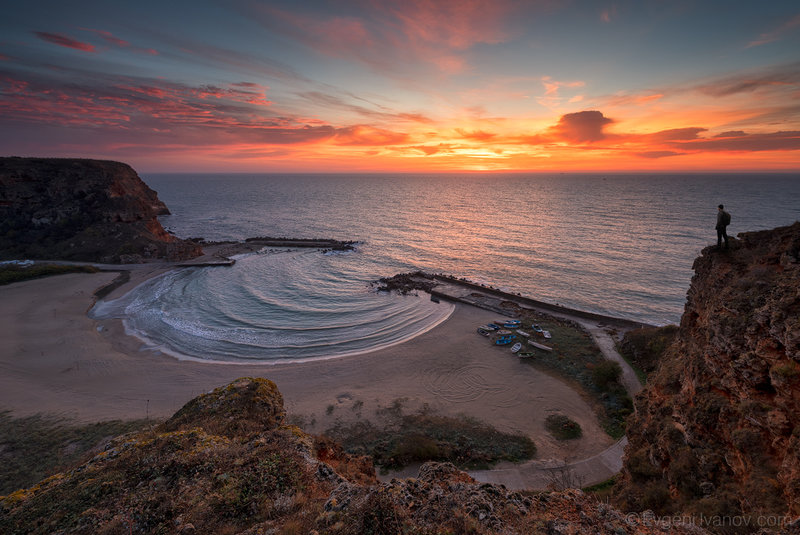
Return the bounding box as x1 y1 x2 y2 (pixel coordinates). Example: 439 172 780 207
591 361 622 389
545 414 582 440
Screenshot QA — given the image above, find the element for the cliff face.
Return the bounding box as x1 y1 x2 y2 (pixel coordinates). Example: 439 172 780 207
618 222 800 525
0 157 201 262
0 377 704 535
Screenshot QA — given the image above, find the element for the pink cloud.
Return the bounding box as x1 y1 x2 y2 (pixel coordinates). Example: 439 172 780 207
248 0 518 76
746 13 800 48
81 28 129 47
80 28 159 55
34 31 96 52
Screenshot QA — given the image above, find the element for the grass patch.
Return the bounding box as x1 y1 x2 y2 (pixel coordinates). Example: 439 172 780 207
545 414 582 440
0 264 99 286
324 403 536 472
0 411 155 495
618 325 678 377
583 475 617 494
514 314 633 439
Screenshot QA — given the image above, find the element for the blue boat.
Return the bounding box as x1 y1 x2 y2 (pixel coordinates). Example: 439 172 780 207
504 319 521 328
495 335 515 345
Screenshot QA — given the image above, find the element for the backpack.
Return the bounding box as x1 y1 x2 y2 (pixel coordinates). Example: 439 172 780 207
721 211 731 226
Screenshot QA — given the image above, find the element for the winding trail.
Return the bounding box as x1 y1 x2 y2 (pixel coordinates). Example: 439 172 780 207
427 278 645 490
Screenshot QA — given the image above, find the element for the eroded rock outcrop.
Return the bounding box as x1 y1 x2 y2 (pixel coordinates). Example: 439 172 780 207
617 222 800 529
0 157 201 262
0 377 704 534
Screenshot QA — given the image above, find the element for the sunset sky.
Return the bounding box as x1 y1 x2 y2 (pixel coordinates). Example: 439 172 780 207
1 0 799 172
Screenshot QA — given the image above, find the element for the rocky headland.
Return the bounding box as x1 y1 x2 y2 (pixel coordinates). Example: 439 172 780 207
617 222 800 530
0 157 201 263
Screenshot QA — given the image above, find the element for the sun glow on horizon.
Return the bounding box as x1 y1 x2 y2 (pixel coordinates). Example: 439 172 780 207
0 1 798 173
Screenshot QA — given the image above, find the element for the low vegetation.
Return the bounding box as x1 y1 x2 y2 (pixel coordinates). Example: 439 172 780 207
545 414 582 440
509 313 633 439
618 325 678 377
0 411 153 495
0 263 99 286
323 400 536 472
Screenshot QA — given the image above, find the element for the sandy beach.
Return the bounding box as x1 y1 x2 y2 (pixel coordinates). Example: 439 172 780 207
0 269 615 463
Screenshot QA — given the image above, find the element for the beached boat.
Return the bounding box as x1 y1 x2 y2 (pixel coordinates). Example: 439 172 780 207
518 352 535 358
497 329 512 335
504 320 521 328
516 329 530 337
477 327 491 336
495 335 514 345
486 323 501 330
542 330 552 339
532 324 543 333
510 342 522 353
529 340 553 352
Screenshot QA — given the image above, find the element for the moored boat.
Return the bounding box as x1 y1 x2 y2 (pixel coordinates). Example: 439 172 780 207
495 335 515 345
511 342 522 353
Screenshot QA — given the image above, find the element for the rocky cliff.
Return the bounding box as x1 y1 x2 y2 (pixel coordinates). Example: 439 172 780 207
617 222 800 529
0 377 704 535
0 157 201 262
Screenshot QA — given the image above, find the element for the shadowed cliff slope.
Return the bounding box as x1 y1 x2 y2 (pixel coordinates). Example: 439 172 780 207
0 377 705 535
0 157 200 262
617 222 800 530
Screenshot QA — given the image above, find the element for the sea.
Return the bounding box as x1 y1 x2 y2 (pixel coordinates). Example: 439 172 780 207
91 173 800 364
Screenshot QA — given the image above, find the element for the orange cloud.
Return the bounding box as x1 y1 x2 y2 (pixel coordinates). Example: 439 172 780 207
549 110 614 143
334 125 409 146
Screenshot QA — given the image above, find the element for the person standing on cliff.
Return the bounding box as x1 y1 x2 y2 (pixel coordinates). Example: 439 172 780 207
716 204 730 249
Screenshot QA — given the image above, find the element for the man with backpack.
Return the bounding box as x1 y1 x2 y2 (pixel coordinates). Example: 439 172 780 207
716 204 731 249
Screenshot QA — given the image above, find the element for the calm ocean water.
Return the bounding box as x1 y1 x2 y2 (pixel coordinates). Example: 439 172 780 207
94 173 800 363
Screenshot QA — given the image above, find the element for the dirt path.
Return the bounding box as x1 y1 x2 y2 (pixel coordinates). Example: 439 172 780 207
423 279 644 488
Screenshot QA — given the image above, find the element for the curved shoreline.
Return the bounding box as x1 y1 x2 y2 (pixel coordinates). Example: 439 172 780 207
0 270 617 469
90 250 455 366
116 298 455 366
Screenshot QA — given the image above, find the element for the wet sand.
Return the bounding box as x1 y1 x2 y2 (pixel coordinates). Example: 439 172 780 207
0 270 614 462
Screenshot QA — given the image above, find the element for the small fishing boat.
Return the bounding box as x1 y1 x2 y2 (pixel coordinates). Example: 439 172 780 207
518 352 535 358
497 329 512 335
516 329 530 337
529 341 553 352
511 342 522 353
477 327 491 337
504 320 521 328
532 324 543 333
542 330 552 339
486 323 500 330
495 336 514 345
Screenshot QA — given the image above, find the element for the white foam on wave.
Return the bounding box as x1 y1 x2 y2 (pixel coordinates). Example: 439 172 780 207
92 250 455 364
